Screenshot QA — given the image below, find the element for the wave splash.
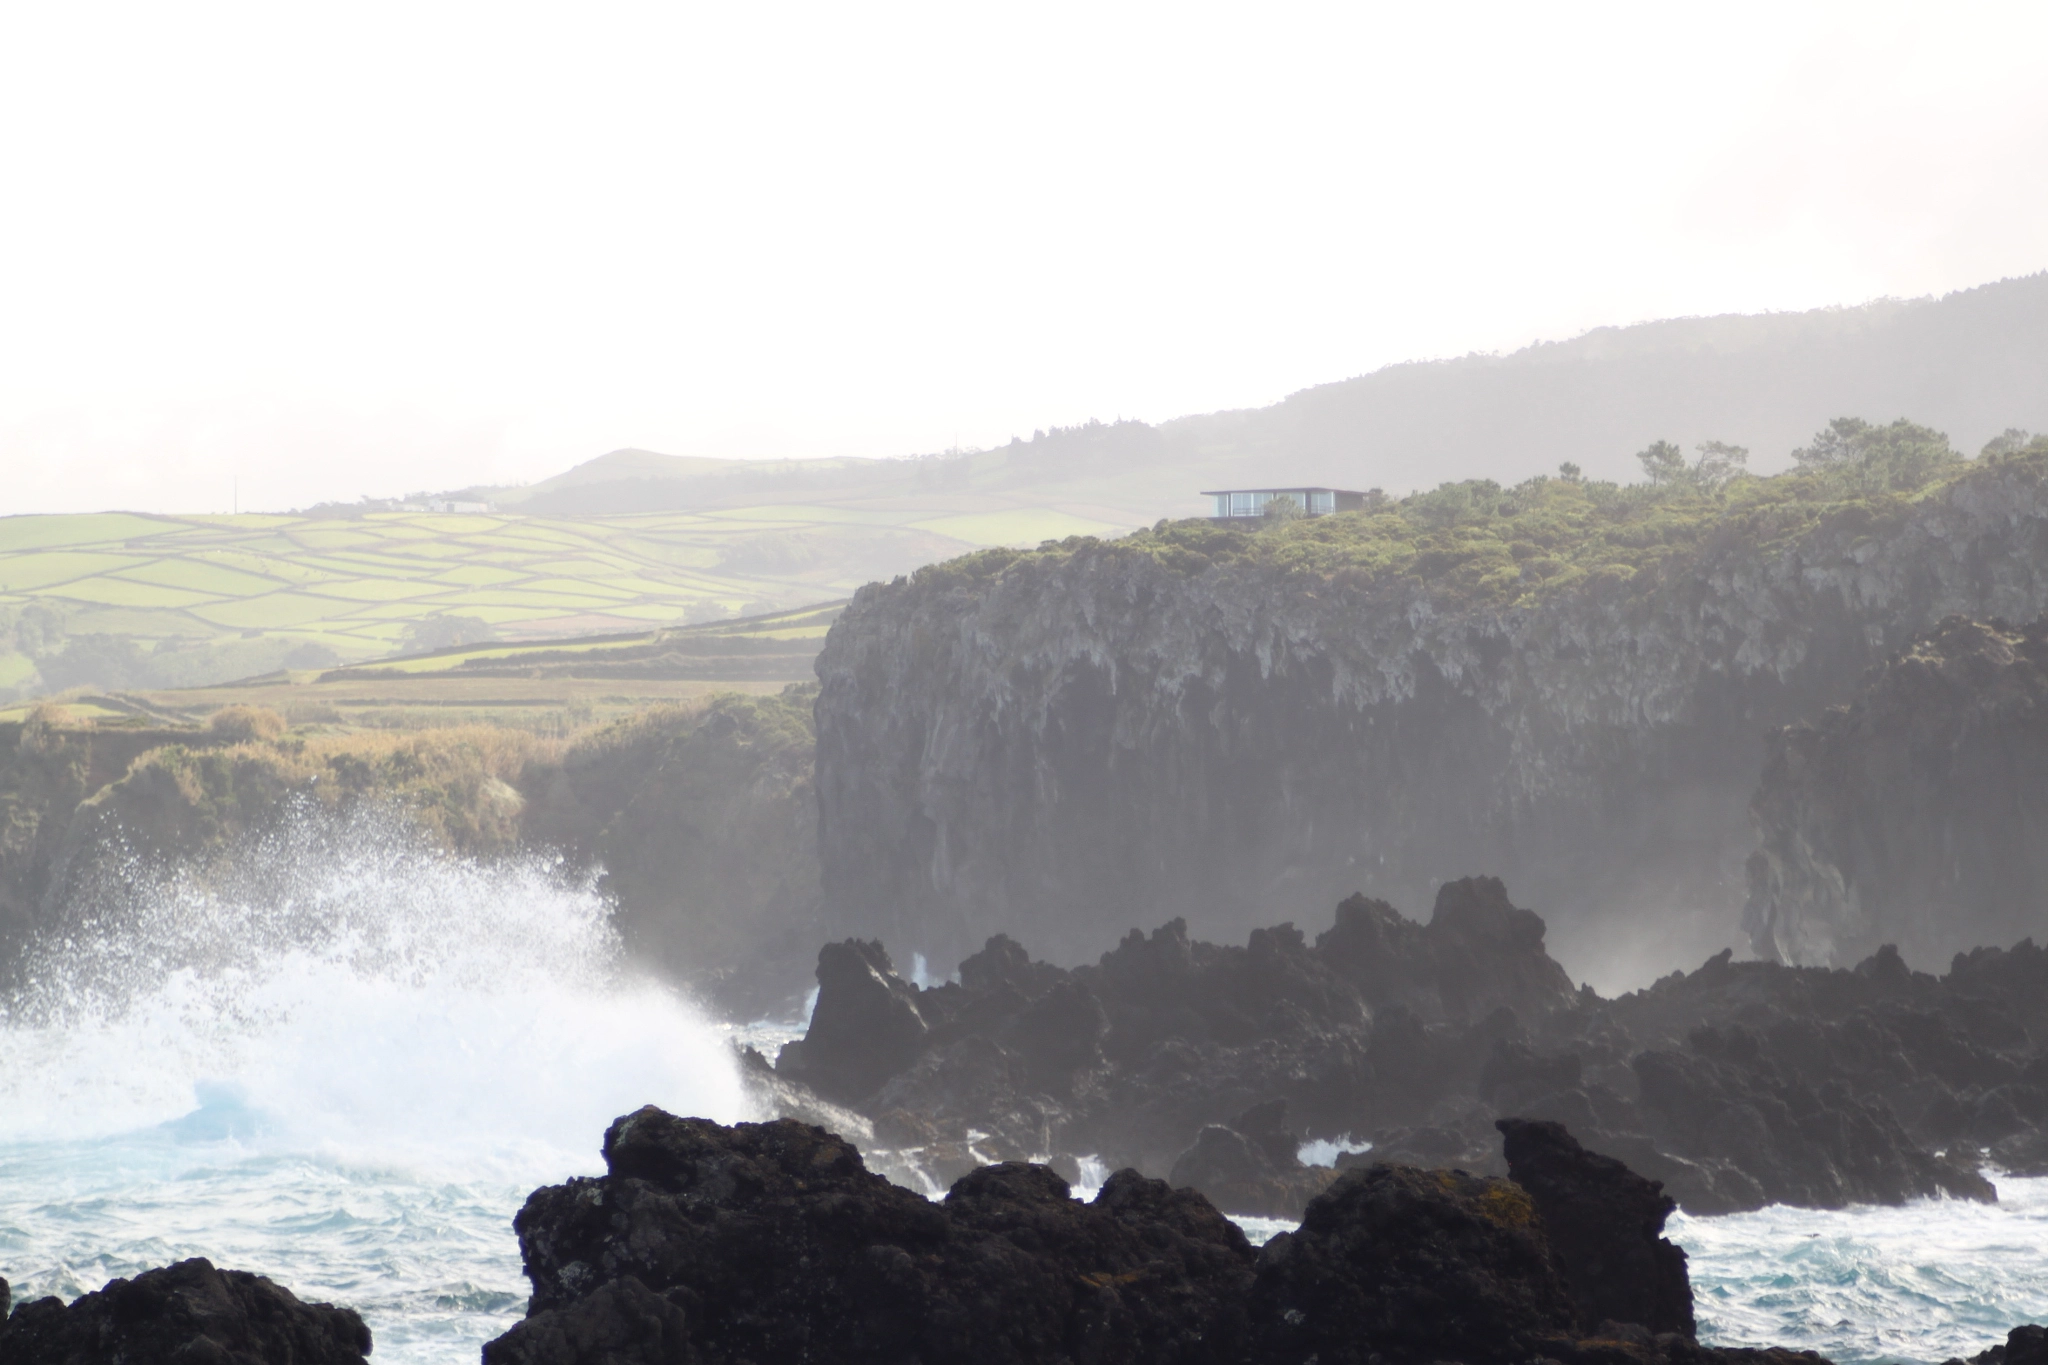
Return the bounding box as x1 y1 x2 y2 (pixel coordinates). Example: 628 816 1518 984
0 802 743 1160
0 805 745 1361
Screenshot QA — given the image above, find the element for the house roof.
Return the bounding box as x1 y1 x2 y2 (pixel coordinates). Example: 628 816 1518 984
1198 486 1368 496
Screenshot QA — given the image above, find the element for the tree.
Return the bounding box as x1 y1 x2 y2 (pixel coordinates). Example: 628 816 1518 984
1981 428 2034 460
401 615 497 654
1557 462 1582 483
1792 417 1958 494
1262 494 1305 524
1636 440 1687 486
1693 440 1750 489
1634 440 1747 491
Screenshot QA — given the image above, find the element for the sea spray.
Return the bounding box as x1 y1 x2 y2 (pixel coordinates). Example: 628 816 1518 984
0 803 746 1362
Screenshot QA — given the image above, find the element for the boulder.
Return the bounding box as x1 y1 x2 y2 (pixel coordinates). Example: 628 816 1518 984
496 1105 1258 1365
774 939 930 1104
1497 1117 1693 1336
495 1108 1862 1365
0 1258 371 1365
1246 1162 1574 1365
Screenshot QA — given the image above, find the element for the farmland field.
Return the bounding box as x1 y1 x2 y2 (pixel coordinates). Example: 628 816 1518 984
0 600 844 732
0 498 1130 680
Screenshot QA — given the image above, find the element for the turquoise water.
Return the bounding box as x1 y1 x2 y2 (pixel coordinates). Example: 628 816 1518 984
1 816 2043 1364
1674 1177 2048 1364
0 813 746 1362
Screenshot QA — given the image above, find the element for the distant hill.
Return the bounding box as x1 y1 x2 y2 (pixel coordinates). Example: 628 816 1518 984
4 271 2044 700
459 272 2048 521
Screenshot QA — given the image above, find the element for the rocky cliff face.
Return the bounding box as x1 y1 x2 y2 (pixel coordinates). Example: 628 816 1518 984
814 456 2048 978
1745 615 2048 966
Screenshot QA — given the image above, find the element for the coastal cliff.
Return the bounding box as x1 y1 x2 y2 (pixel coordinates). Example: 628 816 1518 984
814 446 2048 976
1745 614 2048 966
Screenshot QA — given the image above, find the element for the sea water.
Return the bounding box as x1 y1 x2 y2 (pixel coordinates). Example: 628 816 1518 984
0 809 746 1362
2 814 2045 1365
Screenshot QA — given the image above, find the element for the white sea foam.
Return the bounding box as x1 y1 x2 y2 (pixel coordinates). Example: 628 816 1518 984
5 807 2046 1365
0 806 744 1362
1676 1175 2048 1365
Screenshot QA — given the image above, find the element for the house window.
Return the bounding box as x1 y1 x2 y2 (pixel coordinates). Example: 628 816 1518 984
1231 492 1255 516
1309 490 1334 514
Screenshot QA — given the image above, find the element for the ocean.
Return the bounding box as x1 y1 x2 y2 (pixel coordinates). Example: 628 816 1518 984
1 817 2042 1364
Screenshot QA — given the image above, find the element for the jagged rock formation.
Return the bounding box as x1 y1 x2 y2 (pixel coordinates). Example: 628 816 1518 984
767 880 2032 1217
773 877 1578 1198
502 1106 1261 1365
1497 1118 1693 1338
489 1105 1815 1365
813 455 2048 976
1746 615 2048 967
0 1258 372 1365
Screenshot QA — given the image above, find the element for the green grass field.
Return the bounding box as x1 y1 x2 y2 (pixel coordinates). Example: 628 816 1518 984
0 498 1131 679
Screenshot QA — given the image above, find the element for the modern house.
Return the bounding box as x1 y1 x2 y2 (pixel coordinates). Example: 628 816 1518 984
1201 487 1370 521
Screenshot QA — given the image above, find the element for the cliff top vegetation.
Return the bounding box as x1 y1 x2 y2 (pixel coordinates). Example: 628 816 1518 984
907 421 2048 613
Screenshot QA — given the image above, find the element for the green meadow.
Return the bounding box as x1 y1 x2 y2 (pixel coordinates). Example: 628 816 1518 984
0 496 1132 695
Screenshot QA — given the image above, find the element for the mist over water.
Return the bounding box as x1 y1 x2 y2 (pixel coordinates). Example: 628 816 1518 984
4 807 2046 1365
0 807 746 1361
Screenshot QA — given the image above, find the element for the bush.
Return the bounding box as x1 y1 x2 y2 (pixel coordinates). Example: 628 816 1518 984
206 706 288 744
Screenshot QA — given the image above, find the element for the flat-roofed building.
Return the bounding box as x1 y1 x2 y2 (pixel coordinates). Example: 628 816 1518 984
1200 487 1369 521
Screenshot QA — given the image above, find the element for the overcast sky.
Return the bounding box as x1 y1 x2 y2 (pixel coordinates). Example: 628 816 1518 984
2 1 2044 514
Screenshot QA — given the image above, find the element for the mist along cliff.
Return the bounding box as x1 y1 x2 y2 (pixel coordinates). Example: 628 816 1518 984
813 433 2048 979
1746 613 2048 968
0 688 819 1015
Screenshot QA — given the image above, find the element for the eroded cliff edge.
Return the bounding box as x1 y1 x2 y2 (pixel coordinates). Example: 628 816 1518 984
814 452 2048 975
1746 614 2048 967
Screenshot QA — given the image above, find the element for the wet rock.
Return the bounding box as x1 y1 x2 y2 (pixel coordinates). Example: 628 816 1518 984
773 881 1572 1188
0 1257 371 1365
1498 1117 1693 1336
483 1276 695 1365
773 939 929 1104
495 1105 1258 1365
498 1109 1858 1365
1954 1323 2048 1365
1247 1162 1574 1365
1168 1101 1337 1217
759 882 2045 1216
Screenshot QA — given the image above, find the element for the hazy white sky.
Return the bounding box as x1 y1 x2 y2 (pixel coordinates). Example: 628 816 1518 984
1 1 2044 514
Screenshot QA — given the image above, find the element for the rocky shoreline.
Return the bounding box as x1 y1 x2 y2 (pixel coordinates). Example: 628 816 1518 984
7 1109 2037 1365
758 876 2041 1220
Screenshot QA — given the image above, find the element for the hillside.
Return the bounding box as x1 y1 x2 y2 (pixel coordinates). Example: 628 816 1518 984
460 273 2048 519
5 271 2044 703
811 428 2048 991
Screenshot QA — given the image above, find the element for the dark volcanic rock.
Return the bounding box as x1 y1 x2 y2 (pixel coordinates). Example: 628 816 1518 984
1247 1162 1573 1365
1953 1324 2048 1365
767 881 2040 1215
0 1257 371 1365
1498 1117 1693 1336
774 939 930 1104
1747 615 2048 968
484 1276 695 1365
499 1108 1862 1365
499 1105 1258 1365
775 880 1578 1203
1167 1101 1337 1218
